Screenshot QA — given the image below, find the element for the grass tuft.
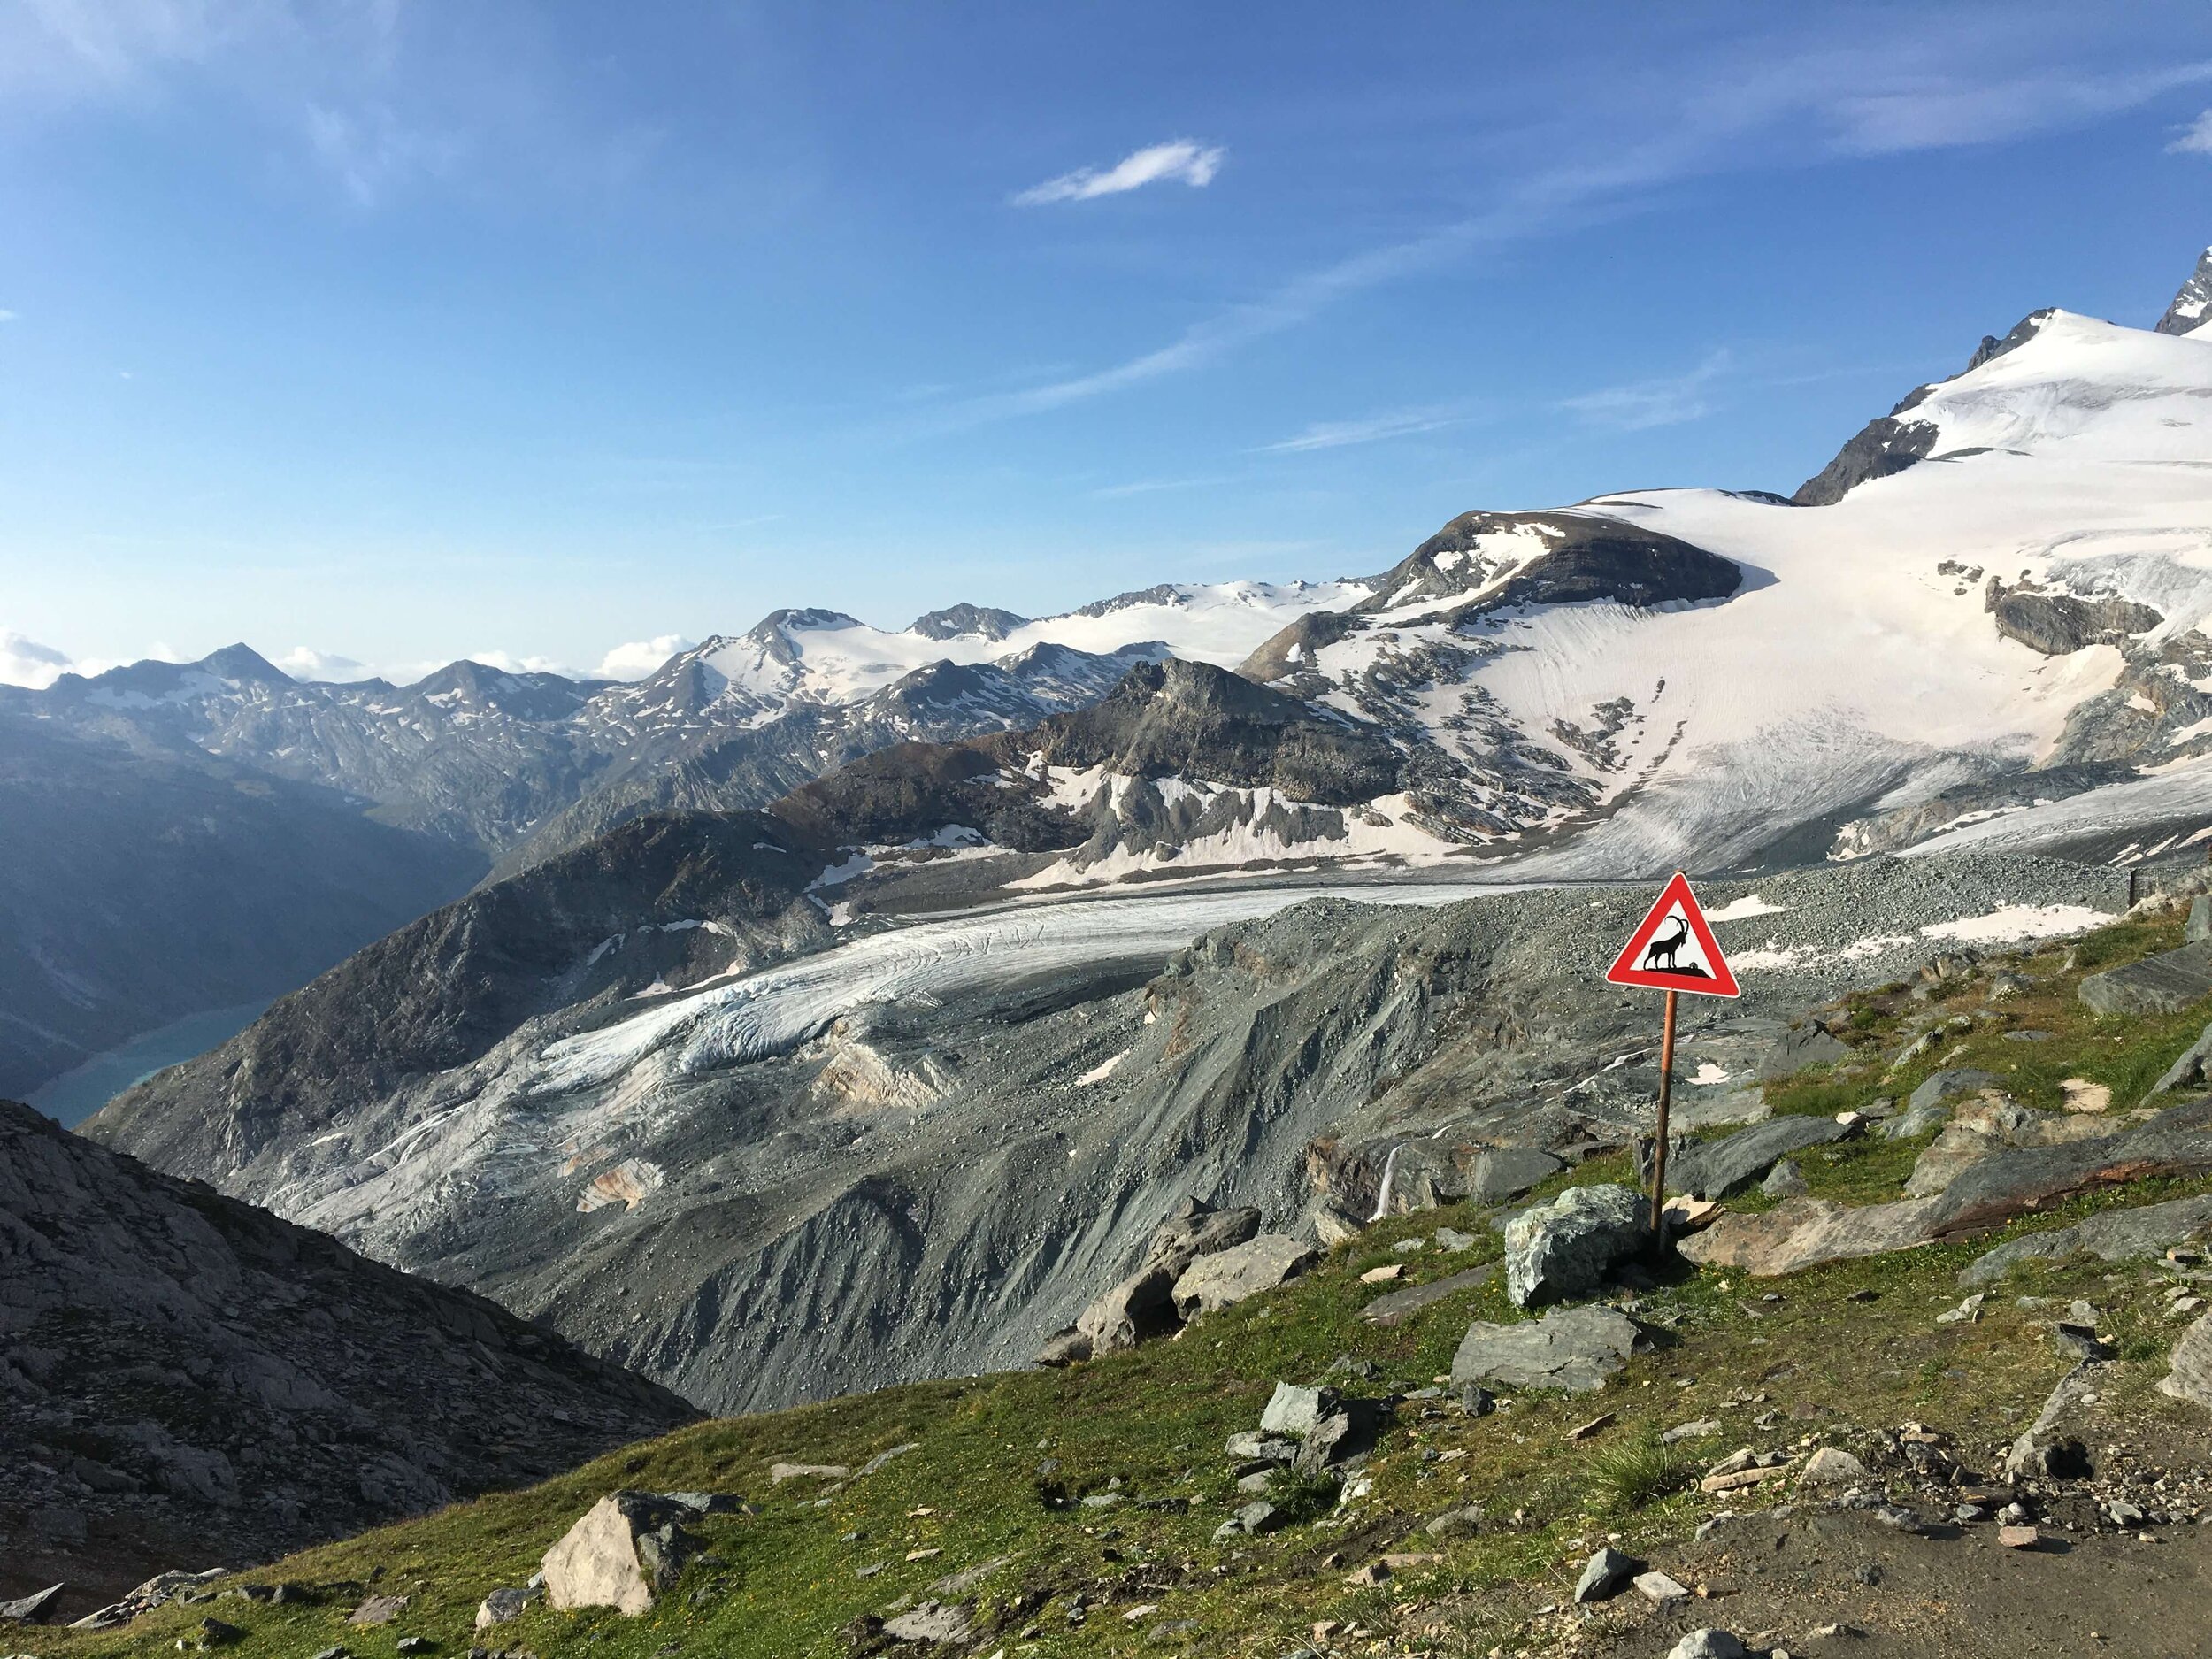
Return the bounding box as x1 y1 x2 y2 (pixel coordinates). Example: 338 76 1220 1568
1581 1429 1701 1516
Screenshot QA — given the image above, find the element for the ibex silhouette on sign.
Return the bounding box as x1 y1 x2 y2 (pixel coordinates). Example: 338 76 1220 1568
1642 915 1689 972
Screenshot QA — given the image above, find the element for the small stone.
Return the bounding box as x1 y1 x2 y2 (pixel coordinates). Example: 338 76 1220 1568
349 1594 410 1627
1573 1546 1641 1604
1425 1505 1483 1539
1345 1562 1390 1587
1800 1446 1868 1486
1999 1525 2040 1548
1935 1294 1986 1325
1634 1570 1690 1605
1458 1383 1497 1417
1568 1412 1617 1441
1663 1418 1723 1444
475 1587 540 1629
1360 1263 1407 1284
1434 1227 1479 1252
394 1640 432 1656
1761 1159 1809 1199
1236 1501 1283 1535
1668 1632 1752 1659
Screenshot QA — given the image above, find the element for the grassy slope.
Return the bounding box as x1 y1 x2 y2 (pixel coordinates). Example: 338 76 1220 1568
33 911 2212 1659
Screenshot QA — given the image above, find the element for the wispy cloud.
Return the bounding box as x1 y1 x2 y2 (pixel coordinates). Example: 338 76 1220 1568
304 97 463 207
1829 61 2212 155
1255 404 1470 454
2171 108 2212 154
273 644 368 681
1087 475 1229 500
1013 139 1224 206
1560 349 1733 431
0 310 18 323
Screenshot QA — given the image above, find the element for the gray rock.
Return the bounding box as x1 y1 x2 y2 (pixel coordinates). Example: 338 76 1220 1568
1235 1471 1276 1494
1668 1632 1752 1659
1759 1024 1852 1079
475 1586 540 1629
0 1584 64 1624
1458 1382 1496 1416
1449 1304 1642 1394
882 1601 973 1644
2161 1310 2212 1409
1294 1402 1387 1473
1433 1226 1479 1252
1171 1233 1319 1319
1145 1198 1264 1277
1669 1115 1851 1200
2192 895 2212 944
1960 1194 2212 1286
1909 1069 2000 1114
1878 1099 1950 1141
2154 1021 2212 1094
1424 1505 1483 1539
1033 1326 1094 1367
540 1491 697 1617
1573 1546 1641 1604
660 1489 749 1515
348 1594 410 1627
1464 1146 1569 1203
1760 1158 1809 1198
1074 1265 1179 1355
1503 1183 1647 1307
1235 1500 1285 1535
1224 1432 1298 1464
2080 941 2212 1017
1358 1264 1499 1328
1260 1383 1340 1438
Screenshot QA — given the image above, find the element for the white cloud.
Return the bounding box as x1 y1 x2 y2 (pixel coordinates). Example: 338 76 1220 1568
2171 108 2212 154
0 631 73 688
273 644 370 682
1256 405 1468 455
465 649 573 677
594 634 695 680
1013 139 1224 206
1561 349 1733 432
1830 61 2212 156
0 310 17 323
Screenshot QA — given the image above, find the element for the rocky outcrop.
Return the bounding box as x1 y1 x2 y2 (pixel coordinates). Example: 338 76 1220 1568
1064 1198 1264 1357
1792 413 1939 506
1986 581 2163 657
1504 1183 1647 1307
2080 942 2212 1016
1450 1305 1643 1394
2161 1310 2212 1408
1666 1116 1855 1201
0 1101 696 1614
1171 1233 1319 1318
1960 1194 2212 1287
540 1491 700 1617
2156 246 2212 336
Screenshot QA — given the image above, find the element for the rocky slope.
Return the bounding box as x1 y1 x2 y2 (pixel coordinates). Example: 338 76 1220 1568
0 1099 696 1619
88 849 2131 1417
0 710 483 1100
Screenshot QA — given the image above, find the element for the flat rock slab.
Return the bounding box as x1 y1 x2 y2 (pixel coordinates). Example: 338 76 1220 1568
2081 941 2212 1016
1504 1182 1647 1308
1359 1264 1500 1327
1668 1115 1854 1200
1449 1304 1642 1394
1466 1146 1570 1203
1961 1194 2212 1287
2154 1020 2212 1094
1172 1233 1318 1317
1909 1069 2001 1114
1685 1102 2212 1276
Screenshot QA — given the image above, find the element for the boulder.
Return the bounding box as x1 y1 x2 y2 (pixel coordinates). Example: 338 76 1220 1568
1908 1069 2000 1114
1667 1116 1853 1200
1758 1024 1852 1079
1359 1264 1500 1328
1449 1305 1642 1394
1225 1431 1297 1464
0 1584 64 1624
1259 1382 1340 1438
2080 941 2212 1016
540 1491 698 1617
2161 1310 2212 1409
1573 1546 1640 1603
348 1594 409 1626
1761 1159 1809 1198
1311 1204 1366 1248
1074 1265 1179 1354
1465 1146 1569 1203
1962 1194 2212 1287
475 1587 539 1630
882 1601 973 1644
1676 1196 1947 1277
1171 1233 1318 1318
1033 1326 1093 1368
2192 895 2212 944
1145 1198 1263 1276
1504 1183 1647 1306
1800 1446 1868 1486
2154 1020 2212 1094
1293 1400 1390 1473
1669 1633 1751 1659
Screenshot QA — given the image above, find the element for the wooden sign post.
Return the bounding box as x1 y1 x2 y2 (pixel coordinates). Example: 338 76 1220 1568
1602 871 1741 1239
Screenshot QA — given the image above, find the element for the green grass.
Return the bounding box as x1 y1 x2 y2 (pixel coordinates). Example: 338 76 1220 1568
34 907 2212 1659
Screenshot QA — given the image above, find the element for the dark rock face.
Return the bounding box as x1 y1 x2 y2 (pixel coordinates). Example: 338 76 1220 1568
86 811 830 1178
909 604 1029 641
2156 247 2212 336
1792 414 1939 506
1666 1115 1855 1201
1987 582 2164 657
0 1101 695 1613
1020 658 1402 807
0 710 484 1100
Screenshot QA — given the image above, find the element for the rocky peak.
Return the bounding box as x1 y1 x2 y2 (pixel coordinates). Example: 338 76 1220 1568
909 603 1028 641
2156 246 2212 336
196 643 293 687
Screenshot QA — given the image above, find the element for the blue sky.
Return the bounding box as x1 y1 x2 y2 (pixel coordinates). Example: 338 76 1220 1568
4 1 2212 685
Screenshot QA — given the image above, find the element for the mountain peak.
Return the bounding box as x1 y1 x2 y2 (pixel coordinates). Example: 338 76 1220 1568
909 603 1028 641
2156 245 2212 335
196 643 291 685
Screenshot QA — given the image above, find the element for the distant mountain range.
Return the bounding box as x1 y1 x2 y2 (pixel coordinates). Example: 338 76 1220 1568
24 245 2212 1114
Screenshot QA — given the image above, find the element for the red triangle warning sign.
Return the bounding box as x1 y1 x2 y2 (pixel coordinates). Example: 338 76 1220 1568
1604 872 1740 998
